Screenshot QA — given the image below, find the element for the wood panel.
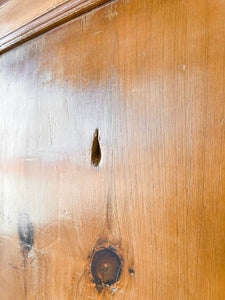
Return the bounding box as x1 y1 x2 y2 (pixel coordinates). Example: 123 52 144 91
0 0 224 299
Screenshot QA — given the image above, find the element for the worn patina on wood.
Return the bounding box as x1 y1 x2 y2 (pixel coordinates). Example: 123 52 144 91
0 0 224 299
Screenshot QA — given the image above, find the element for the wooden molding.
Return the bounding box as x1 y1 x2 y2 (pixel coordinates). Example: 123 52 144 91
0 0 10 8
0 0 112 54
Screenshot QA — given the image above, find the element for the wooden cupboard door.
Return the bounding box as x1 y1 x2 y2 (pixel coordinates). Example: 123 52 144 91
0 0 224 299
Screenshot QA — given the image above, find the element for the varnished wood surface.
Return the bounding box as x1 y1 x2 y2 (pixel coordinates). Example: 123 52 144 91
0 0 112 54
0 0 224 299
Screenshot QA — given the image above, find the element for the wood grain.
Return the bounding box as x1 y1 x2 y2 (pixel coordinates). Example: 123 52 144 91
0 0 224 299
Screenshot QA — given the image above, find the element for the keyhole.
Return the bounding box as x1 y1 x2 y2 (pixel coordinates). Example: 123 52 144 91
91 129 101 167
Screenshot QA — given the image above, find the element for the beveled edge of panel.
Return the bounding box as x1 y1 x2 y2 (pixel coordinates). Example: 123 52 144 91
0 0 112 54
0 0 10 8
